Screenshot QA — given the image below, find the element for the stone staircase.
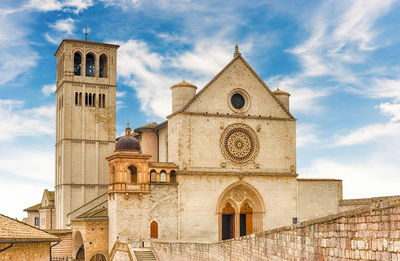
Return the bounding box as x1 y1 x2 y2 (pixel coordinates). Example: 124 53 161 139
134 249 157 261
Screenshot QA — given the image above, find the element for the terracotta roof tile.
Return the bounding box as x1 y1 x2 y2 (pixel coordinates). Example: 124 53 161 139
23 203 41 212
0 214 59 243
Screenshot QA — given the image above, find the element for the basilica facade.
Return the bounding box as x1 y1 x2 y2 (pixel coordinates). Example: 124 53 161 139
36 38 362 260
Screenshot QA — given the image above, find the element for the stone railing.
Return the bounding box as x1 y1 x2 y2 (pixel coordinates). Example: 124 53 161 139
152 199 400 260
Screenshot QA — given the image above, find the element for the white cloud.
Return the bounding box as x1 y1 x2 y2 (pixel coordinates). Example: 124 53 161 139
25 0 63 11
297 124 319 148
301 155 400 199
291 0 394 78
50 17 75 34
45 17 76 45
116 38 234 118
268 0 397 113
26 0 94 13
0 147 54 183
171 40 232 77
366 78 400 101
332 101 400 147
116 91 126 98
332 122 400 147
0 99 55 141
0 14 38 85
41 83 56 96
0 177 52 220
378 102 400 122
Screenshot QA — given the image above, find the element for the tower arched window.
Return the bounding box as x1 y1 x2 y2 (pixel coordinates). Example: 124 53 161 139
128 165 137 183
75 92 78 105
74 52 81 76
86 53 95 77
99 54 107 78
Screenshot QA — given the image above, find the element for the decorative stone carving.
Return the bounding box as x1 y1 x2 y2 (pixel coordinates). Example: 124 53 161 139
232 189 245 202
220 124 259 164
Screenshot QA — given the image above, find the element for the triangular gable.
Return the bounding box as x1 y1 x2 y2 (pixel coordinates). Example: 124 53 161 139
41 189 50 207
180 55 295 119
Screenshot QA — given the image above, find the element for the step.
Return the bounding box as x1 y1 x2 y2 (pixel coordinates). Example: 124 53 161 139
134 250 157 261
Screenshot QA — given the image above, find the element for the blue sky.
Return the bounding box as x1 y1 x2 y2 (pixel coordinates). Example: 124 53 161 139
1 0 400 219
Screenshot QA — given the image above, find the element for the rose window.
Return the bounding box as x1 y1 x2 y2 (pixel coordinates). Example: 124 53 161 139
220 124 259 164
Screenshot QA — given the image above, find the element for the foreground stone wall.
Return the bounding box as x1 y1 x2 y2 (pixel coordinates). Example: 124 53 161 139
152 200 400 260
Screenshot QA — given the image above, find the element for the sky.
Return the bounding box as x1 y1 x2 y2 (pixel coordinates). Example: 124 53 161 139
0 0 400 220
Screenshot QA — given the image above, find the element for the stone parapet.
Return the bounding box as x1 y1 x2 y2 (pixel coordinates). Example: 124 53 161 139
152 200 400 260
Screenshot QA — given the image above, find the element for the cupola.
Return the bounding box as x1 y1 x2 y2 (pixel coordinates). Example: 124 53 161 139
115 123 141 151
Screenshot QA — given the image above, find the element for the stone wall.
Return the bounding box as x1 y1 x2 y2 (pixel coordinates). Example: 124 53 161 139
0 242 50 261
152 200 400 260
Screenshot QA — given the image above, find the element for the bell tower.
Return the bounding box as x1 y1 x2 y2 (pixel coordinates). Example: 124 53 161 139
54 39 119 228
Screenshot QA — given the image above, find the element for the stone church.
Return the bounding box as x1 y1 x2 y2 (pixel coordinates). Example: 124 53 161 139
23 38 369 260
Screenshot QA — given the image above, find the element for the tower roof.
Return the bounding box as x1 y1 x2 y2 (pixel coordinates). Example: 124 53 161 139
272 88 290 96
170 80 197 89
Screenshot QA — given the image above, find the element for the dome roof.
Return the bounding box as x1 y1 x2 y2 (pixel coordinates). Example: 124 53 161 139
170 80 197 89
115 124 141 151
272 88 290 96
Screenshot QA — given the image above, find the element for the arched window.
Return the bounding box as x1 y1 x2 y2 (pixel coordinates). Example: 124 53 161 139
86 53 95 77
170 170 176 183
128 165 137 183
74 52 81 76
102 94 105 108
34 216 39 226
160 170 166 183
150 170 157 183
93 94 96 107
79 92 82 105
85 93 88 106
89 93 92 106
150 221 158 239
75 92 78 105
99 54 107 78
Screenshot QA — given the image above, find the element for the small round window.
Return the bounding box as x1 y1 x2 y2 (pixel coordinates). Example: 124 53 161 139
228 89 250 113
231 94 245 109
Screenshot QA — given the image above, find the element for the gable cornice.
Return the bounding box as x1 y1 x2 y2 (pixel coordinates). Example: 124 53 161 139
178 54 296 120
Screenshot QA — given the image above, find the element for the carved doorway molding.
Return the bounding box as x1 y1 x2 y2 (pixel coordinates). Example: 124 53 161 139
217 181 265 241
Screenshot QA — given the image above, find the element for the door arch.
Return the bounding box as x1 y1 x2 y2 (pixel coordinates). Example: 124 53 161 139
90 253 107 261
216 181 265 240
73 231 85 260
221 202 236 240
150 221 158 239
240 202 253 236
